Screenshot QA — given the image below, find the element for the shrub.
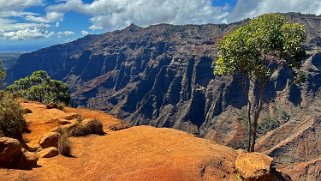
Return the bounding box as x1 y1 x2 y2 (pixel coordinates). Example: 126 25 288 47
7 70 70 105
67 119 104 137
0 92 27 140
258 116 279 134
76 115 83 123
84 119 105 135
57 103 65 111
68 123 88 137
109 122 131 131
58 133 72 157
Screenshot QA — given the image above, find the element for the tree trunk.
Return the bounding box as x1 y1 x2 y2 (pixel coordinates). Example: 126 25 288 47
247 102 252 152
250 113 259 152
249 85 265 152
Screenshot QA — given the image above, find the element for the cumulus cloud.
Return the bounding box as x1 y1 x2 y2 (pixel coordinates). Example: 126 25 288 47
25 12 64 23
0 0 56 40
2 0 321 42
0 28 53 40
57 30 75 38
0 0 43 11
48 0 229 31
229 0 321 22
81 30 89 36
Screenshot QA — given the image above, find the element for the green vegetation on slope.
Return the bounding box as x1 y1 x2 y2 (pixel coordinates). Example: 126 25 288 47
0 60 26 139
7 70 71 104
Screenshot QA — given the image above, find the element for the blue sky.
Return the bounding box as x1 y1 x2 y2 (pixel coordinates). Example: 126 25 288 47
0 0 321 52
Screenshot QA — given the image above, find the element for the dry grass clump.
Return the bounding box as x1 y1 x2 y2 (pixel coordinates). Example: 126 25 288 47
57 103 65 111
58 133 72 157
69 119 105 137
109 122 131 131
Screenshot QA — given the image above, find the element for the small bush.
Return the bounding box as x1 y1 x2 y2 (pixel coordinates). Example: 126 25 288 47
68 123 88 137
0 92 27 140
109 122 131 131
85 119 105 135
57 103 65 111
76 115 83 123
58 134 72 157
258 116 279 134
68 119 104 137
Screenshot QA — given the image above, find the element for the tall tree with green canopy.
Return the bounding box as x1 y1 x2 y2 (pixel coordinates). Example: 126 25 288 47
7 70 71 104
214 13 306 152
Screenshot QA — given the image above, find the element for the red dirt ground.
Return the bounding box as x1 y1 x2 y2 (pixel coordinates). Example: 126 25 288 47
0 102 239 181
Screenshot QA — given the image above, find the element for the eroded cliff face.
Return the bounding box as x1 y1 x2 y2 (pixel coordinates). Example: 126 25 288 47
6 13 321 153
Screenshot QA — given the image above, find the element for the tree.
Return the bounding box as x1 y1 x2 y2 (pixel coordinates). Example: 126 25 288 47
214 13 306 152
7 70 71 104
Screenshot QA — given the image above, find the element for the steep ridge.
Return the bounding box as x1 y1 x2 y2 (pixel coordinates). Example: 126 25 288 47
0 52 22 69
282 158 321 181
6 13 321 151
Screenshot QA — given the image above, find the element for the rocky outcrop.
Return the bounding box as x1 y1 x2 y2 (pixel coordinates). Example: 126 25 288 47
0 137 38 168
38 147 59 158
235 152 273 180
21 151 38 168
46 102 58 109
0 137 22 167
235 152 290 181
39 132 60 148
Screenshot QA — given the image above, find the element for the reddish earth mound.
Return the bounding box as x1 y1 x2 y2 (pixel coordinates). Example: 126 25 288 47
1 102 240 180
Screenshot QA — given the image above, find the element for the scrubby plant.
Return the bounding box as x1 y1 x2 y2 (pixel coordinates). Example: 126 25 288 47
109 122 131 131
0 92 27 139
258 116 279 134
69 119 104 137
76 115 84 123
57 103 65 111
58 133 72 157
7 70 70 105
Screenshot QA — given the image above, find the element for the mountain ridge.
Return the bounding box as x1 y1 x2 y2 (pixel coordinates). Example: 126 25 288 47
6 13 321 151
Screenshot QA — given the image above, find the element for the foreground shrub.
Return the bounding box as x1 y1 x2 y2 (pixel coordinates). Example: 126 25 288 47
7 70 70 105
0 92 27 139
58 133 72 157
109 122 131 131
69 119 105 137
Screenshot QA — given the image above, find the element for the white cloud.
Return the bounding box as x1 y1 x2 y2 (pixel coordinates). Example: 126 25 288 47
0 28 53 40
0 0 43 11
229 0 321 22
47 0 321 32
25 11 64 23
49 0 229 31
57 30 75 38
0 0 56 41
81 30 89 36
2 0 321 42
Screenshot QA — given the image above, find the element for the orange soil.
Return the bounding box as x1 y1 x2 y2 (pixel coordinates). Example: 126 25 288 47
0 102 239 181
